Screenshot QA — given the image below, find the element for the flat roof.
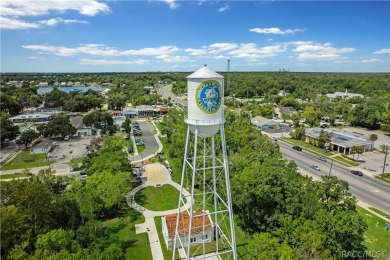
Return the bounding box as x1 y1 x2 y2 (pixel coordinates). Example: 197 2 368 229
305 128 373 147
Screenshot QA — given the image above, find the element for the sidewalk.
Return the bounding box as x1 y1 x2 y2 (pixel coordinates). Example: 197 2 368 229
1 163 71 176
128 163 192 260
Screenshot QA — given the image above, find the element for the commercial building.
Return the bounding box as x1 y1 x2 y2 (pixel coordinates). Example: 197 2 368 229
251 116 280 131
304 128 373 154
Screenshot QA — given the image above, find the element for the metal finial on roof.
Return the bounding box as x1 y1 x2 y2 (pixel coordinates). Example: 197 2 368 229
203 64 207 67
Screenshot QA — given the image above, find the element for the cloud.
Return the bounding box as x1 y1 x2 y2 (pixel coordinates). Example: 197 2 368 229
228 43 287 59
373 48 390 54
185 48 208 56
1 0 110 29
22 44 180 57
208 43 238 53
156 55 190 62
28 56 46 60
250 27 305 35
80 59 150 65
218 3 230 12
292 43 356 61
336 59 383 64
0 17 40 29
39 18 89 26
360 59 382 63
163 0 179 9
123 46 180 56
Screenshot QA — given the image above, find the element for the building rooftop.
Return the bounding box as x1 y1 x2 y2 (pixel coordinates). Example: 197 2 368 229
251 116 278 127
278 106 297 114
165 211 213 238
305 128 373 147
326 91 364 99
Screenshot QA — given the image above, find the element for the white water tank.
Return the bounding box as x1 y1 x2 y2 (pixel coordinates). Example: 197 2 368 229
185 65 225 137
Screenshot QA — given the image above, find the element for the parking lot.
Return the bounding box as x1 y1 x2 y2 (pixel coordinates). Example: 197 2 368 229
47 136 94 164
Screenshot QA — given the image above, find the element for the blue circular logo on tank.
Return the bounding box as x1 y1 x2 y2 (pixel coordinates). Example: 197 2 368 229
195 80 222 114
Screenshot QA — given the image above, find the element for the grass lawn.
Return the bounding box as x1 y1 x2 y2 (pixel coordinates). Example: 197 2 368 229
70 157 84 164
357 206 390 258
331 154 359 166
368 207 390 220
375 173 390 184
135 184 182 211
0 173 30 180
159 137 183 184
137 145 146 154
0 150 49 170
281 137 333 156
104 209 152 260
280 137 358 166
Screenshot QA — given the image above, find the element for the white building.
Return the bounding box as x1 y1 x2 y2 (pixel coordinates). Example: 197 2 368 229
326 90 364 100
162 211 214 250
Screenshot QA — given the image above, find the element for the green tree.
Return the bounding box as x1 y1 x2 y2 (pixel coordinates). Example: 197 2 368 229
248 232 281 259
44 88 70 108
35 228 77 257
83 111 114 129
37 113 76 138
290 126 305 140
303 106 321 127
1 113 19 143
121 117 132 133
290 112 302 128
351 145 364 160
369 134 378 147
15 129 40 149
317 132 331 149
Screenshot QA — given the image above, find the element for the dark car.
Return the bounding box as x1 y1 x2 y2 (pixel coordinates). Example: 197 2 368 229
80 171 87 176
351 170 363 176
292 146 302 151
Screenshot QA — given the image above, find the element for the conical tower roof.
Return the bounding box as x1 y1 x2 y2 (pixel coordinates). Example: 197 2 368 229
187 65 223 79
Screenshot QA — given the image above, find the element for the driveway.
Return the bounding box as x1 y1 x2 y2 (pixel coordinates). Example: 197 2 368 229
129 120 161 163
343 127 390 175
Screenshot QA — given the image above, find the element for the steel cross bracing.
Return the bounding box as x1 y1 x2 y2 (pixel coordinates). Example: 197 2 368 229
172 125 237 260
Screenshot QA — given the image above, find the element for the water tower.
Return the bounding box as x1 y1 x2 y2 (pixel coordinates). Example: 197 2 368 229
172 65 237 259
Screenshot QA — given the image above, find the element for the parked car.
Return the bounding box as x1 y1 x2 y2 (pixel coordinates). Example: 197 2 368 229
136 140 144 146
133 129 142 136
317 156 327 162
292 146 302 151
351 170 363 176
311 165 320 171
270 136 277 141
64 135 70 141
80 171 87 176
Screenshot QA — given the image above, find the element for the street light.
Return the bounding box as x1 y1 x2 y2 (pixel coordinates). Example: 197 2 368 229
329 159 334 176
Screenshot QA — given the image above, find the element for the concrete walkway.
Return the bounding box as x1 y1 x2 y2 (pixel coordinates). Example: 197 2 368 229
128 163 191 260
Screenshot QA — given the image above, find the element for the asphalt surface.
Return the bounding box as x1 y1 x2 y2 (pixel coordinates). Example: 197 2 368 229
278 141 390 215
129 120 160 163
157 84 187 109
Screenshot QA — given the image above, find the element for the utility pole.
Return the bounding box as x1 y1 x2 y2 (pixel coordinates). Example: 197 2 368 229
382 145 388 179
329 159 334 176
227 59 230 90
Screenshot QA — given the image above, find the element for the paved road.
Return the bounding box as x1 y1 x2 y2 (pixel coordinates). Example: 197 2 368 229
157 84 187 109
278 141 390 215
129 120 160 163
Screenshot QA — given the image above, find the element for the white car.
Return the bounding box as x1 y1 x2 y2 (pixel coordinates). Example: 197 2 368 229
64 135 70 141
311 165 320 171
